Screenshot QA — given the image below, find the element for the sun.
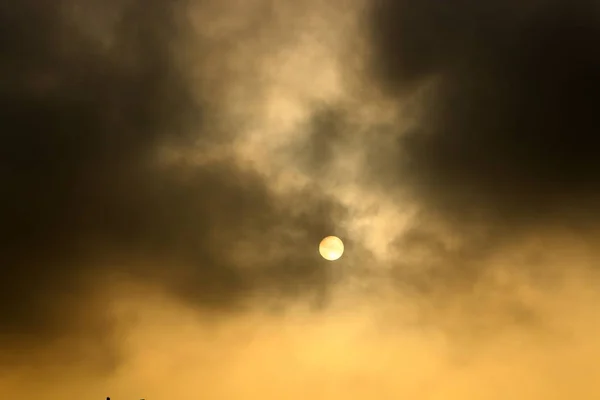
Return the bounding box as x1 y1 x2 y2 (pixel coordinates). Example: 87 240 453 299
319 236 344 261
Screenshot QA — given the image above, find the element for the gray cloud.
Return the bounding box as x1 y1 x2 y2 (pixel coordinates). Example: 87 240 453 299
5 0 600 391
367 0 600 227
0 0 346 365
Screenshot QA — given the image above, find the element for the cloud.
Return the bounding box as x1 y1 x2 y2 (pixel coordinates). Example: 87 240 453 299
0 0 347 366
366 0 600 227
3 0 600 397
352 1 600 319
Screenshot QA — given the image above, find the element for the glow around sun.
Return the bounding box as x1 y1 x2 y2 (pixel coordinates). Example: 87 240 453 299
319 236 344 261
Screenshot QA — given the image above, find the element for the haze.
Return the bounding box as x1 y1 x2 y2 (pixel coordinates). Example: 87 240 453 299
2 0 600 399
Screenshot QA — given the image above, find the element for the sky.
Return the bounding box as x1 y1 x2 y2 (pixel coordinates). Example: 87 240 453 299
2 0 600 398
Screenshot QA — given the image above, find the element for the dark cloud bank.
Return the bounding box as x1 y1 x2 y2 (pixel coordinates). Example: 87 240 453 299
4 0 600 371
359 0 600 334
369 0 600 227
0 0 344 365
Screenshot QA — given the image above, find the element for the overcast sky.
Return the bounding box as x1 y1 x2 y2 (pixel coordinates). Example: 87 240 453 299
2 0 600 398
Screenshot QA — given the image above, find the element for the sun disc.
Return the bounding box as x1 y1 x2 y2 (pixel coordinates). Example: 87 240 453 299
319 236 344 261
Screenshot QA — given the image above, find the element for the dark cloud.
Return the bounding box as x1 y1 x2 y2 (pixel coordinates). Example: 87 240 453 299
367 0 600 227
292 105 349 175
0 0 345 364
358 0 600 336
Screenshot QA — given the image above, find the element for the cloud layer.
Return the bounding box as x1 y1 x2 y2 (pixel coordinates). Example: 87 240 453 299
0 0 346 363
2 0 600 398
368 0 600 225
